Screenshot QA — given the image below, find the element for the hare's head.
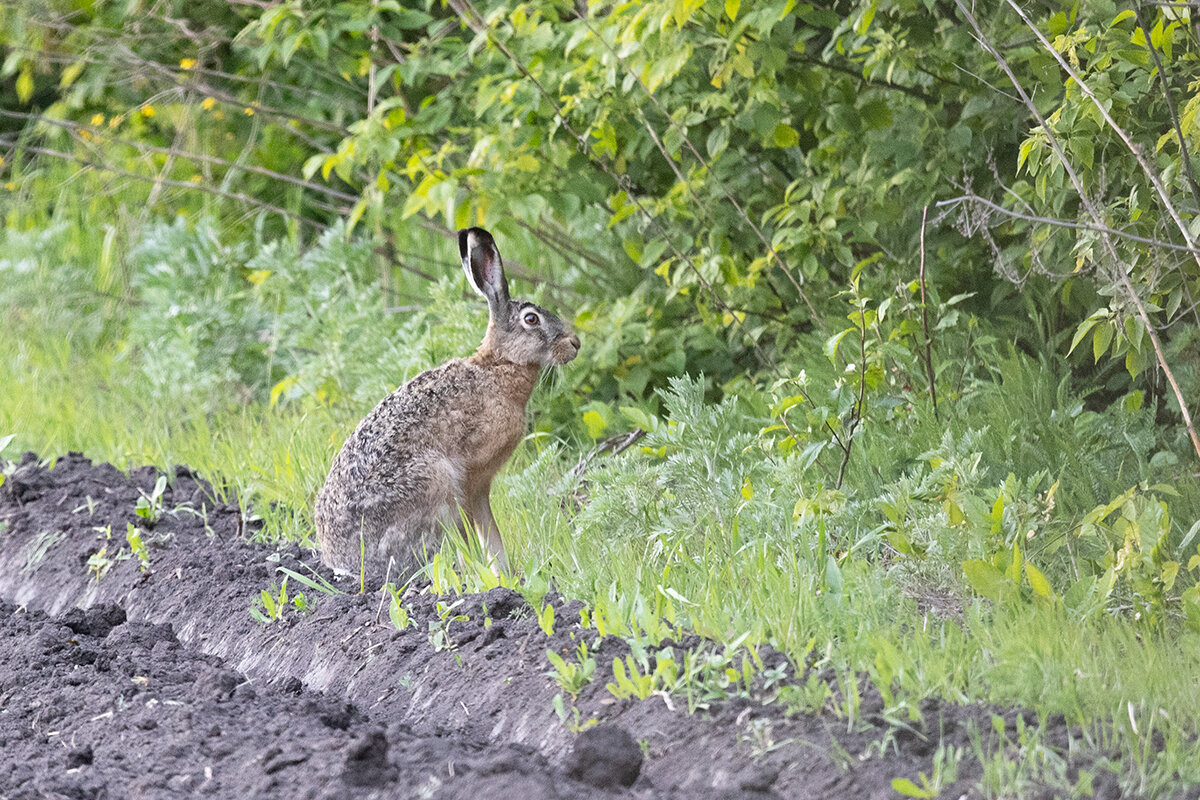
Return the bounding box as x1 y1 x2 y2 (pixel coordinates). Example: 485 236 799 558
459 227 580 367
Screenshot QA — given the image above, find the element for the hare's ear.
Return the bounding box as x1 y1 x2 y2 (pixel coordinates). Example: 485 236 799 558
459 227 509 311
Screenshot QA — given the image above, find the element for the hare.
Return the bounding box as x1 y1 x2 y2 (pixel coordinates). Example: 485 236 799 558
314 227 579 576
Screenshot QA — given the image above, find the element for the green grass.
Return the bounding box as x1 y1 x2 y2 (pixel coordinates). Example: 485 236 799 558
3 210 1200 797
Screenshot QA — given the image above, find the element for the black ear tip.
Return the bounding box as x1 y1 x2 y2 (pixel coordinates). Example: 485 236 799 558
457 227 494 260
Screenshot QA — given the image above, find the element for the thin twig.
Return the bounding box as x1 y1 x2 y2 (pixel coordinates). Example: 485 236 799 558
837 300 870 489
935 192 1200 255
918 206 939 421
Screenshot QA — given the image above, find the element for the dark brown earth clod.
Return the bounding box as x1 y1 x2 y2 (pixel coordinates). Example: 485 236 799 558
566 725 643 789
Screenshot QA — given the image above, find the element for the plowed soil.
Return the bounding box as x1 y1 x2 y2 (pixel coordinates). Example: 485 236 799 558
0 452 1129 798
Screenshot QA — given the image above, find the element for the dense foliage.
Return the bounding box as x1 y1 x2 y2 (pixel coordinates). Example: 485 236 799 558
4 0 1200 793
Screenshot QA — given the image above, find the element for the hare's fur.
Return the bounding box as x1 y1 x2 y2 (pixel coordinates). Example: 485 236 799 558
313 228 578 575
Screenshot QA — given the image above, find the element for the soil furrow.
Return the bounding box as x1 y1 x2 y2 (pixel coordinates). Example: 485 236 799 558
0 452 1111 798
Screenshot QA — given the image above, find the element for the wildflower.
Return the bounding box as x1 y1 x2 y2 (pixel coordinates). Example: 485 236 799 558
243 107 255 116
189 175 202 184
140 105 155 118
201 97 216 110
90 113 104 127
179 58 197 70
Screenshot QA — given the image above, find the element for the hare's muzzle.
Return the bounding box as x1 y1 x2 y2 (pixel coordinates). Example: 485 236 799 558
552 332 581 365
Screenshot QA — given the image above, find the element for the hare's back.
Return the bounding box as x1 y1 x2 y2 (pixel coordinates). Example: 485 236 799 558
336 360 491 474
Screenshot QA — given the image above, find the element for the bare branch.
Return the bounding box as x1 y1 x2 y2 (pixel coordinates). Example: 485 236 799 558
935 192 1200 255
918 206 940 422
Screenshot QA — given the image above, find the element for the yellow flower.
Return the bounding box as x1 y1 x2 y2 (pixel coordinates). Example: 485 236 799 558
243 107 255 116
90 113 104 127
214 111 225 121
0 156 5 167
179 58 197 70
79 129 93 141
200 97 216 110
3 182 15 191
188 175 203 184
140 105 155 118
108 115 123 128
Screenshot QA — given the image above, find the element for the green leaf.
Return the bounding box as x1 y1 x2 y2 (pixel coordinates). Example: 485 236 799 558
620 406 654 431
16 66 33 103
891 778 936 798
1125 344 1147 377
59 60 84 89
855 1 877 35
346 198 369 236
963 560 1008 603
1069 313 1105 354
725 0 739 20
772 124 799 149
1025 562 1053 599
823 328 854 362
1092 321 1113 363
582 410 608 439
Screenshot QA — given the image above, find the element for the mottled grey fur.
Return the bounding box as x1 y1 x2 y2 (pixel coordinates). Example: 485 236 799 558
314 228 579 575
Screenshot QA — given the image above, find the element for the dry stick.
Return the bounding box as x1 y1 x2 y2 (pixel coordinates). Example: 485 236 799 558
958 0 1200 466
935 192 1200 254
836 301 870 488
576 14 822 326
918 206 940 421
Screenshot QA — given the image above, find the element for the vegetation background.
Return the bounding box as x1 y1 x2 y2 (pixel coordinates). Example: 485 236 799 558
3 0 1200 794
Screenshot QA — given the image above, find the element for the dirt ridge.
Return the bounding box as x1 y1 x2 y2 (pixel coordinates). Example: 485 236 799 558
0 452 1125 798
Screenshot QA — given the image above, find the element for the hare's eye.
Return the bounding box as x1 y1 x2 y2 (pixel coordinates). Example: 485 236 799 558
523 311 540 327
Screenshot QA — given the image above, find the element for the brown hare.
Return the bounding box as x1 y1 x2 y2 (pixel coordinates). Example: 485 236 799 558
314 227 579 576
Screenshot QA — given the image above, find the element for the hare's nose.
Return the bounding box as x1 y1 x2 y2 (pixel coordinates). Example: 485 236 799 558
567 332 580 350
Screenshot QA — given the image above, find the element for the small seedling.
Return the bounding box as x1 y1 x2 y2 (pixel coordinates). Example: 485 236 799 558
22 530 65 574
606 655 655 700
428 599 468 652
86 524 120 582
536 603 555 636
87 546 113 582
384 583 412 631
276 565 340 596
551 693 597 733
135 475 168 524
174 502 216 537
546 641 596 698
250 577 308 623
72 496 100 516
126 523 150 572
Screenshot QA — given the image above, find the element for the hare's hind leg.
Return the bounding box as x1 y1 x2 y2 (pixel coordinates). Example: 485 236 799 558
378 456 464 570
467 489 507 574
